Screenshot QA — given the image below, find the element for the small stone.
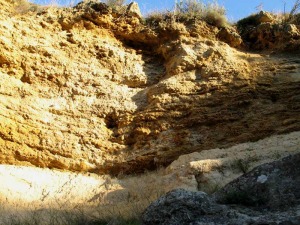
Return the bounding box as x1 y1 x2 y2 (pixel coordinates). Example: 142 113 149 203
126 2 142 18
257 174 268 183
257 11 274 23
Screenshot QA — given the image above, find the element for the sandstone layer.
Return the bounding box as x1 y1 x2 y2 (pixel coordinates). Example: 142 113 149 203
0 1 299 176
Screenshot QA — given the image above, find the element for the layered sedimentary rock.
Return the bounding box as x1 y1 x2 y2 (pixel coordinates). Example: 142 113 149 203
0 1 299 176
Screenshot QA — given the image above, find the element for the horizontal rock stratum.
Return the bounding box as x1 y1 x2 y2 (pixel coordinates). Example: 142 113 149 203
0 0 299 176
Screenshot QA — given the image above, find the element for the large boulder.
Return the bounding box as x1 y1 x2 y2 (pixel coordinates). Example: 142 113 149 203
142 154 300 225
214 153 300 210
126 2 142 18
142 189 251 225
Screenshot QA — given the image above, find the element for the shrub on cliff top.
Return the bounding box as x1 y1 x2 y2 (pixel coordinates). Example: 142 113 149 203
286 0 300 23
290 13 300 24
12 0 64 14
175 0 227 27
12 0 40 14
146 0 228 28
283 0 300 24
105 0 126 8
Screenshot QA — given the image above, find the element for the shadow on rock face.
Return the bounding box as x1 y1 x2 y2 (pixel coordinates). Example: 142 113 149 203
214 153 300 210
142 153 300 225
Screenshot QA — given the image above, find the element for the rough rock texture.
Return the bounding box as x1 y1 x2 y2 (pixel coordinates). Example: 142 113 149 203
257 11 274 23
166 131 300 194
238 11 300 50
142 189 232 225
1 132 299 224
0 0 299 175
217 27 242 47
142 154 300 225
126 2 142 18
245 23 300 50
214 153 300 209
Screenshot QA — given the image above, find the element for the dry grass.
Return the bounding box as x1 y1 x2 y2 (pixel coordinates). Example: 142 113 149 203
105 0 126 8
286 0 300 25
0 166 169 225
13 0 41 14
287 0 300 22
175 0 227 27
12 0 77 14
237 0 300 28
1 130 299 225
146 0 228 28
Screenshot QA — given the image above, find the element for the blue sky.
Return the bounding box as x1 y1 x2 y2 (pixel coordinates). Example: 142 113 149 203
30 0 298 21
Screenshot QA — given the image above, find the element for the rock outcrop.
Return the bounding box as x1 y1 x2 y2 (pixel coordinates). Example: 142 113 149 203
142 153 300 225
143 189 231 225
214 152 300 210
0 0 299 176
237 11 300 50
127 2 142 18
217 27 242 47
1 132 299 224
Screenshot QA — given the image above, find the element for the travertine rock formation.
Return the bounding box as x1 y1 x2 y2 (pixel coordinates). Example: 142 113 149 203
0 0 299 176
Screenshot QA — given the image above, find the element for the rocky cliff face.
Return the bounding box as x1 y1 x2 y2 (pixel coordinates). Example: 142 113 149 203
0 1 300 176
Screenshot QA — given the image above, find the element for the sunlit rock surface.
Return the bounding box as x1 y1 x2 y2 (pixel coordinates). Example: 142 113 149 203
0 0 299 175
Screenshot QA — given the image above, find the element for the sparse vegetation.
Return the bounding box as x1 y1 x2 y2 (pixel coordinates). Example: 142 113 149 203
285 0 300 23
1 211 141 225
105 0 126 8
146 0 228 28
0 167 168 225
12 0 42 14
231 158 250 174
175 0 227 27
237 0 300 30
11 0 60 14
290 13 300 24
145 10 172 27
12 0 78 14
230 153 260 174
2 0 300 223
